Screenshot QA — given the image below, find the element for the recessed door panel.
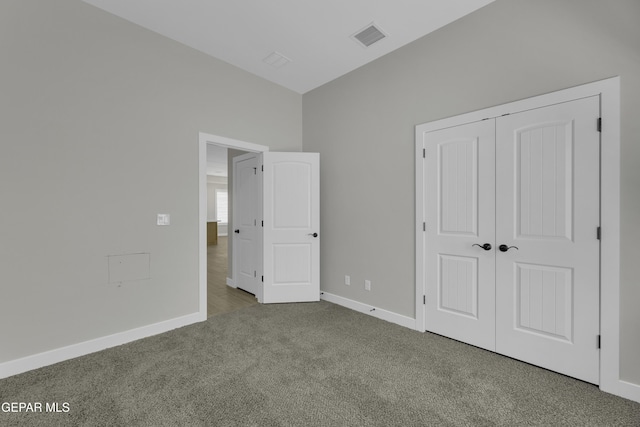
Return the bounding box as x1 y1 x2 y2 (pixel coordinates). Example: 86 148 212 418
238 165 257 228
273 163 312 229
273 244 311 285
439 139 478 236
516 122 572 240
238 237 255 278
438 255 478 318
515 263 572 341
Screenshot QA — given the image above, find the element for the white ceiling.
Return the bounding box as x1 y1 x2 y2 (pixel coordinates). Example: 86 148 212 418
82 0 494 94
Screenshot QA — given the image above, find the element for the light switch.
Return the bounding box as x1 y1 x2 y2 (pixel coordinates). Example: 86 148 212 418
157 214 170 226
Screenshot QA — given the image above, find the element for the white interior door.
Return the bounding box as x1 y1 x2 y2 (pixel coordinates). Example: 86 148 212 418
424 120 496 351
232 152 261 295
420 96 601 384
261 152 320 304
495 96 601 384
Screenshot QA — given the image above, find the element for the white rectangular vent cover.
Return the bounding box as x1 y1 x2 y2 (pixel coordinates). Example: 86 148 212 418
352 23 387 48
263 51 292 68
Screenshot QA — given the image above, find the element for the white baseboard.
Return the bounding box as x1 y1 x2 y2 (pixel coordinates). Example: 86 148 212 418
320 291 417 331
0 312 204 380
226 277 235 288
602 379 640 404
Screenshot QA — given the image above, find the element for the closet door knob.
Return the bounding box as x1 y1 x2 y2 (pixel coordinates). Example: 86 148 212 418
498 244 518 252
472 243 492 251
234 229 240 234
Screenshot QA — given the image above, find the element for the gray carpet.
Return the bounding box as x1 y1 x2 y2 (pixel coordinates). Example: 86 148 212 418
1 301 639 426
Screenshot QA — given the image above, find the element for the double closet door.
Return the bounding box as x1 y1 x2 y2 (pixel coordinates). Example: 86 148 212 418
423 96 601 384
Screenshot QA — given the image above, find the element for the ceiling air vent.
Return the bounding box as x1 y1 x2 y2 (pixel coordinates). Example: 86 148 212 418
263 51 292 68
352 23 387 48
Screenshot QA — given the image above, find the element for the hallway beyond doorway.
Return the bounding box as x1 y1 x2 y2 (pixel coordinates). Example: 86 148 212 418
207 237 258 317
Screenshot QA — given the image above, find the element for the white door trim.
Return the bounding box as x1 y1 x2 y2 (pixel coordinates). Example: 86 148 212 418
415 77 634 401
198 132 269 318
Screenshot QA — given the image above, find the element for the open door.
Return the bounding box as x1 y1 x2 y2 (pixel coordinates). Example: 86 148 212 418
232 152 261 296
260 152 320 303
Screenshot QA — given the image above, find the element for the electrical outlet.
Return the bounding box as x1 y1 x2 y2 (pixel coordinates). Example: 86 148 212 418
345 275 351 286
365 280 371 291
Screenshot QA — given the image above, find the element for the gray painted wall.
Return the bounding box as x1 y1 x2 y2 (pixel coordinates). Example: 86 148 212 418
0 0 301 362
303 0 640 384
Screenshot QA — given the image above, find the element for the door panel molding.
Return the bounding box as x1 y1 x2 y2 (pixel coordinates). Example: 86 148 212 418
416 77 628 399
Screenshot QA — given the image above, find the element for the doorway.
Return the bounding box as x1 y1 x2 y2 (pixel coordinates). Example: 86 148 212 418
199 133 321 312
199 134 269 317
205 145 259 316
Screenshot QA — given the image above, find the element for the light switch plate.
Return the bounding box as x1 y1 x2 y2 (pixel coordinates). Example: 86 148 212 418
157 214 170 226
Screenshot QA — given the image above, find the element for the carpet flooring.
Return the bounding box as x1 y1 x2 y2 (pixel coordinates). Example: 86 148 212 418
1 301 639 426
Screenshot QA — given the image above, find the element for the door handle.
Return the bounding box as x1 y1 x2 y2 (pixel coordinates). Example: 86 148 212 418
498 244 519 252
308 232 318 238
234 229 240 234
472 243 492 251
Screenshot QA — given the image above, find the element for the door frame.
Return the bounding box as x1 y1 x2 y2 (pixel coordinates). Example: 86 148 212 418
198 132 269 318
415 77 624 397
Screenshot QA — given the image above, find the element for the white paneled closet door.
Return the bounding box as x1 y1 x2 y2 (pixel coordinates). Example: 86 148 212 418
424 120 496 352
420 95 601 384
495 96 601 384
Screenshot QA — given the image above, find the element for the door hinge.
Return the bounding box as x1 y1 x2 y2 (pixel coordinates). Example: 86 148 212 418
261 220 264 227
597 117 602 132
597 335 601 349
253 167 257 175
254 271 256 277
597 226 601 240
423 295 426 305
423 222 426 232
261 276 264 282
261 165 264 172
423 148 426 158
